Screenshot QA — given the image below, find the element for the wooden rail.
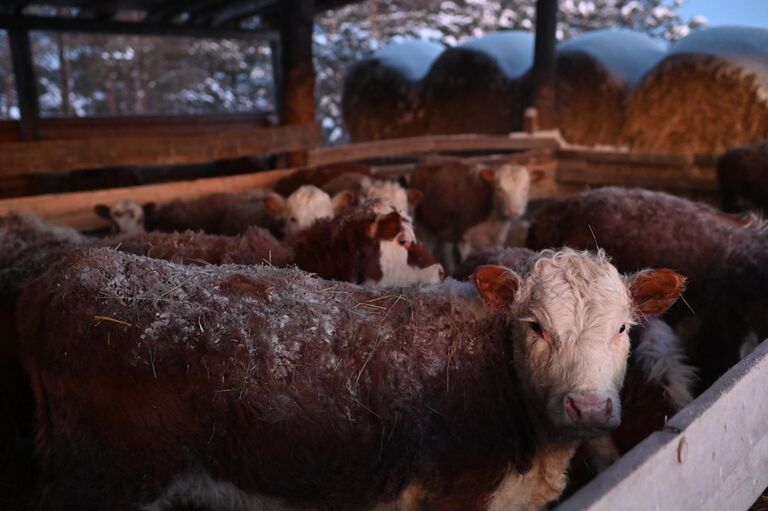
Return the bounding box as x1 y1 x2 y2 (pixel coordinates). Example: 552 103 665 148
556 339 768 511
307 132 565 167
0 123 320 176
0 113 275 142
0 167 297 231
557 147 718 193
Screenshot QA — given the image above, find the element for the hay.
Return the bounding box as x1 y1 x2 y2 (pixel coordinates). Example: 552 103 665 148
625 27 768 155
342 40 444 142
422 31 534 135
556 30 665 146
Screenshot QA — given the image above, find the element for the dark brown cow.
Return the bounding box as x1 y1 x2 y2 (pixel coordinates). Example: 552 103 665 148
718 141 768 215
18 247 682 511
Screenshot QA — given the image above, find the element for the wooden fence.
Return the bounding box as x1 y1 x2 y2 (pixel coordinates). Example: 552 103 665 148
556 339 768 511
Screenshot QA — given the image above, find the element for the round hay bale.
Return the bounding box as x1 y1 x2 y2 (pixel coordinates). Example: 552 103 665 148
342 40 444 142
556 29 665 146
422 31 534 134
625 26 768 155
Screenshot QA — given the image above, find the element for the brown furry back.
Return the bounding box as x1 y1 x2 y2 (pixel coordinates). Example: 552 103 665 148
148 191 282 236
18 248 535 510
107 227 294 267
273 163 372 196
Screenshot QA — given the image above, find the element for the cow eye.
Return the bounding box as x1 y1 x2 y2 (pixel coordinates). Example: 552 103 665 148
530 322 543 336
619 324 626 334
290 217 297 223
398 235 407 246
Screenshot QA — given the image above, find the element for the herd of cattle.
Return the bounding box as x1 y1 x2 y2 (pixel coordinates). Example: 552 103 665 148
1 141 767 510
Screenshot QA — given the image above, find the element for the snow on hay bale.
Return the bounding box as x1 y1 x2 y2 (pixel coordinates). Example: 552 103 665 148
342 40 444 142
422 31 534 134
625 26 768 155
556 29 665 146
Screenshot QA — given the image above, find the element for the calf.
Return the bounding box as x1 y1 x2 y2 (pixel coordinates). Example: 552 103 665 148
18 247 683 511
457 247 696 462
411 156 533 271
528 186 766 390
95 186 350 239
292 199 443 286
717 141 768 215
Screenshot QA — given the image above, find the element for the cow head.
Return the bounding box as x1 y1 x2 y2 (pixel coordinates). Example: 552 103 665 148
365 179 423 217
363 199 444 286
264 185 337 238
479 164 537 219
471 249 685 440
94 199 154 234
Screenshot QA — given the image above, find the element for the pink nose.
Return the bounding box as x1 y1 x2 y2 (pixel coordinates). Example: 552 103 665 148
564 393 614 429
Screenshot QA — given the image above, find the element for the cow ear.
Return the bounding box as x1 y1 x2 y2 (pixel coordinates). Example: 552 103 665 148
374 211 402 240
263 193 286 218
331 190 356 214
530 169 546 184
94 204 111 219
471 265 520 309
629 269 686 316
479 168 495 184
142 202 157 216
407 189 423 206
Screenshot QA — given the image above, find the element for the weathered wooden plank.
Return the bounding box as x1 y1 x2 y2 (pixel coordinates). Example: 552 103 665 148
0 123 321 176
555 338 768 511
556 158 718 192
558 147 718 167
0 167 296 230
307 133 564 167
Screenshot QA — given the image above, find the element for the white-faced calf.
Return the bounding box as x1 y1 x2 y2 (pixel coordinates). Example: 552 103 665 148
411 156 538 270
17 247 683 511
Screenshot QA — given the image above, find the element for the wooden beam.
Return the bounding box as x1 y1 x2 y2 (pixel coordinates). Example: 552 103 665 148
0 167 297 230
278 0 316 167
207 0 273 27
0 123 321 176
0 113 274 142
532 0 558 128
307 133 564 167
7 28 39 140
556 148 718 193
0 14 279 41
556 339 768 511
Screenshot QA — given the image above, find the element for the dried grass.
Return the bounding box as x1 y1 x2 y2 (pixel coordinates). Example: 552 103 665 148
625 55 768 155
556 53 628 146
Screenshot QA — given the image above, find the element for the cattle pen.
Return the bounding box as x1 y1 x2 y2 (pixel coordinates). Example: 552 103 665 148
0 1 767 511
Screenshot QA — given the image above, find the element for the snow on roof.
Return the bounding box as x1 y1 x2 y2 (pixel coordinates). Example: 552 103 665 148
372 40 445 81
557 29 667 87
459 31 535 80
669 26 768 77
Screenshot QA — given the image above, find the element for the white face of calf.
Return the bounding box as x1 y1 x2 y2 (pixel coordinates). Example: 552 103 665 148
364 180 423 217
481 164 531 218
265 185 335 237
94 199 146 234
364 199 444 287
472 249 685 440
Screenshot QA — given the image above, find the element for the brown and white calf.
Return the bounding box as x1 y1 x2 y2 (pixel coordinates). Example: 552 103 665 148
95 186 353 239
456 246 696 476
411 156 535 270
18 247 683 511
527 186 765 390
292 198 443 286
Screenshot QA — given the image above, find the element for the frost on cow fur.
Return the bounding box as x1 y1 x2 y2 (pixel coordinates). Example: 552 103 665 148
634 317 696 410
0 213 89 306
